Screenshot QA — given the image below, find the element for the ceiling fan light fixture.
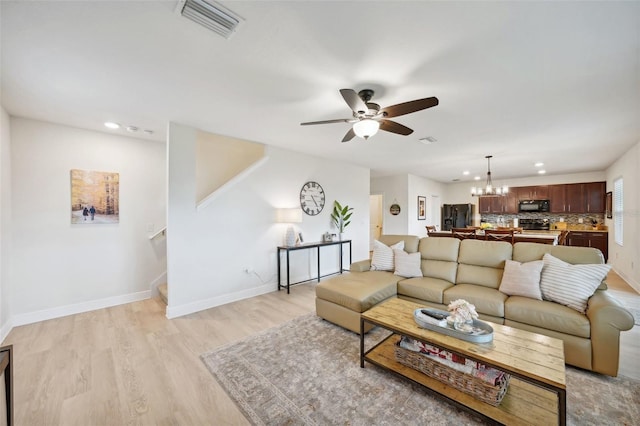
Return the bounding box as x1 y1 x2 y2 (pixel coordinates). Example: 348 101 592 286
353 119 380 140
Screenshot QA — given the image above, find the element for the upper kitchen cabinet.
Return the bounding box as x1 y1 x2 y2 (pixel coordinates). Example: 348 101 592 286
516 185 549 200
560 182 606 213
549 184 566 213
478 196 506 213
585 182 606 213
503 190 519 214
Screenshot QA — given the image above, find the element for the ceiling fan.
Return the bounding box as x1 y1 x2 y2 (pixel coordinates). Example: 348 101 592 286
300 89 438 142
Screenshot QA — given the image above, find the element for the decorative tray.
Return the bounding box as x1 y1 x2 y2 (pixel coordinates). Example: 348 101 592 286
413 308 494 343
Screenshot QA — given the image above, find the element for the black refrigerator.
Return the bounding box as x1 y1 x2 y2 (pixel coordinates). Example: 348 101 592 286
441 204 474 231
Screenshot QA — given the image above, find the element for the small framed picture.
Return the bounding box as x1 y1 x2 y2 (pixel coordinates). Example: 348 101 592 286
606 192 612 219
417 196 426 220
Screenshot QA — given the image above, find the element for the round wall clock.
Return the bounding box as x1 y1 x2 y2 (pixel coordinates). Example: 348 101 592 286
300 181 325 216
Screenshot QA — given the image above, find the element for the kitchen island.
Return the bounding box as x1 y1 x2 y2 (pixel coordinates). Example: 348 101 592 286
428 230 559 245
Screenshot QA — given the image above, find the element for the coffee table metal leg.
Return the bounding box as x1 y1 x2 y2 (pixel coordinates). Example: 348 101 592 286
559 389 566 426
360 318 365 368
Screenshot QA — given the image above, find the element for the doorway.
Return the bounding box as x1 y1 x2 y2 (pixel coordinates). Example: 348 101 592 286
430 195 440 230
369 194 383 250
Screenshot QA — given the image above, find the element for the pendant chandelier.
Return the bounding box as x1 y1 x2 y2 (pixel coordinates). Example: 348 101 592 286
471 155 508 196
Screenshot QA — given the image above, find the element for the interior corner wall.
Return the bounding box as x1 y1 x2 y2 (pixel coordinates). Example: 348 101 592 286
606 141 639 289
407 174 444 237
371 175 409 235
0 107 11 339
9 118 167 324
166 122 370 318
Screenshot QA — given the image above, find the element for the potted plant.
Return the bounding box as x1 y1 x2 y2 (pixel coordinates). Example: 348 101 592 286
330 201 353 240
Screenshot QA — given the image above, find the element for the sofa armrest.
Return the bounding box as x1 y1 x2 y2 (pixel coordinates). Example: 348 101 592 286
586 290 635 376
350 259 372 272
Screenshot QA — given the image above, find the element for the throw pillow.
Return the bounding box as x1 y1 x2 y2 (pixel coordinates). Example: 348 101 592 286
539 253 611 313
393 249 423 278
498 259 544 300
371 240 404 271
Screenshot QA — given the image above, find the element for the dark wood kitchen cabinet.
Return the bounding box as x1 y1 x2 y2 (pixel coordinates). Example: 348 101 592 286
565 183 585 213
563 182 606 213
517 185 549 200
503 190 519 214
478 196 505 213
548 184 567 213
567 231 608 261
585 182 606 213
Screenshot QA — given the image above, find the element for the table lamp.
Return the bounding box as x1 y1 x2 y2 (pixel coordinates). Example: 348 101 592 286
276 208 303 246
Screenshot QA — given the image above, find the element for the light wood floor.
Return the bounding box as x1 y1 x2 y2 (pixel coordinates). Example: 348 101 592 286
2 272 638 425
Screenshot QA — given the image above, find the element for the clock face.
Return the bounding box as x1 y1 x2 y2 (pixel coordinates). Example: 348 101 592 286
300 181 325 216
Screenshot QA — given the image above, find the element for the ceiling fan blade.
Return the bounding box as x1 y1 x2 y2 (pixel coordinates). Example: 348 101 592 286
339 89 368 115
341 128 356 142
300 118 353 126
381 97 439 118
379 119 414 136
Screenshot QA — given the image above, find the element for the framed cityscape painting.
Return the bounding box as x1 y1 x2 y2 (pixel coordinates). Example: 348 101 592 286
70 169 120 224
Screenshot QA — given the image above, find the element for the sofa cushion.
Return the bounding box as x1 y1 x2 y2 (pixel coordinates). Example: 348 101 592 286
513 242 604 265
498 259 544 300
378 235 420 253
398 276 454 304
443 284 507 317
456 240 512 289
418 237 459 283
539 253 611 313
393 249 423 278
371 240 404 271
505 296 591 338
315 271 399 313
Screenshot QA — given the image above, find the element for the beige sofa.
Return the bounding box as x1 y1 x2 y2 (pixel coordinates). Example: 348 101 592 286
315 235 635 377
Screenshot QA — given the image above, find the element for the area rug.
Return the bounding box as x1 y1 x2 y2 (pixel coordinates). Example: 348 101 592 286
201 313 640 425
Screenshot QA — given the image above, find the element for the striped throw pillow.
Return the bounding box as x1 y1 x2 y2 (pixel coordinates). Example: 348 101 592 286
539 253 610 313
371 240 404 271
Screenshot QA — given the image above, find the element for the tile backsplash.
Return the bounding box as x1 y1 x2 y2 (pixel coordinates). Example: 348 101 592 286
481 213 605 227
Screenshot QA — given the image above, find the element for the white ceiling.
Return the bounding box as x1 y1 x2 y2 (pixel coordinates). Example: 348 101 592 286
2 1 639 183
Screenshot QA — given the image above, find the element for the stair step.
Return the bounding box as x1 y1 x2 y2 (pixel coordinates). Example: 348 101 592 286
158 283 168 305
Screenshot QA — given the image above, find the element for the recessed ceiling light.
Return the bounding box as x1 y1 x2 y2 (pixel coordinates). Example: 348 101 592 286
538 170 546 174
474 176 481 181
143 129 154 135
104 122 120 129
534 162 544 167
463 171 470 175
126 126 139 132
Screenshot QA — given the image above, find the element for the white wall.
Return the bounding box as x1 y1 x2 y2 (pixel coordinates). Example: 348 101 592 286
9 118 167 325
370 174 444 237
371 175 409 235
606 141 639 290
166 123 370 318
0 107 11 340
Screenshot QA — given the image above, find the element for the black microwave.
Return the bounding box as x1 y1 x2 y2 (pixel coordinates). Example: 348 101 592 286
518 199 550 213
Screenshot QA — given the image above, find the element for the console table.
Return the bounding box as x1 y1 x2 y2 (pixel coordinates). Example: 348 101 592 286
277 240 352 294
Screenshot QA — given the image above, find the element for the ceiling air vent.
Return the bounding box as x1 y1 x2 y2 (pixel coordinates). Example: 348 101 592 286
177 0 243 39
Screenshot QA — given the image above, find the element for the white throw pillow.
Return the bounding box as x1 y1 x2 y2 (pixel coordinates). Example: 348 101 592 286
539 253 611 313
371 240 404 271
393 249 423 278
498 259 544 300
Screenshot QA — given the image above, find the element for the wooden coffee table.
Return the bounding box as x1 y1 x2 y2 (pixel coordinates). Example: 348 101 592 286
360 298 566 425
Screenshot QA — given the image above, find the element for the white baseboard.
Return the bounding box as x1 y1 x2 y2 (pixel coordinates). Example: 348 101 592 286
614 267 640 293
150 271 167 297
166 283 273 319
0 318 14 345
11 290 152 327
